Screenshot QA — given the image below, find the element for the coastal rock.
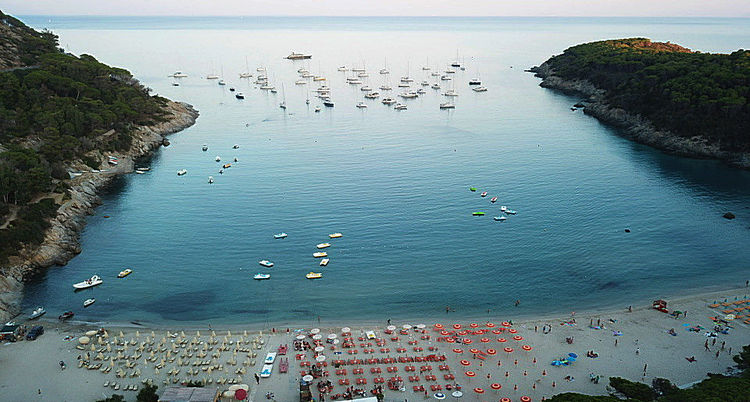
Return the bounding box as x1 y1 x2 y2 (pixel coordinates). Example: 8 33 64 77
0 100 198 321
723 212 736 220
529 62 750 169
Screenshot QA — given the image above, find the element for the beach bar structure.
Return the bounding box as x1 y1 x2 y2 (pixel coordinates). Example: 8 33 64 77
0 323 21 342
158 386 220 402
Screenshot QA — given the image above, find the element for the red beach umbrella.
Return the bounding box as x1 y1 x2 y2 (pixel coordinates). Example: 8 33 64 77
473 387 484 394
464 339 473 344
465 371 476 377
522 345 533 351
520 396 532 402
452 324 461 330
460 360 471 366
486 322 496 328
234 389 247 400
440 330 450 336
446 338 455 343
508 329 518 334
490 383 502 390
453 348 463 354
500 398 511 402
469 323 479 328
434 323 444 329
504 347 513 353
480 338 490 343
486 348 497 355
469 348 480 354
513 336 524 341
497 338 507 343
492 330 502 335
501 321 511 327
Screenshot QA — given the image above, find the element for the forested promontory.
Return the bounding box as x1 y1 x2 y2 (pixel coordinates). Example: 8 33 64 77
531 38 749 166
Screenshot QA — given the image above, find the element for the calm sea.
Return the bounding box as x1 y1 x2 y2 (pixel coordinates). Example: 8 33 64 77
19 16 750 327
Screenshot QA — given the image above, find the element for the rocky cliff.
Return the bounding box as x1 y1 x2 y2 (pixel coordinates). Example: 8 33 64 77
0 100 198 320
529 62 750 169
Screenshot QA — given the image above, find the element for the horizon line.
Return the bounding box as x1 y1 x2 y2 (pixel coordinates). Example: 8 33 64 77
17 14 750 18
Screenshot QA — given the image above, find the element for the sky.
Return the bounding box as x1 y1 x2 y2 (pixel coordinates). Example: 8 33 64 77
2 0 748 17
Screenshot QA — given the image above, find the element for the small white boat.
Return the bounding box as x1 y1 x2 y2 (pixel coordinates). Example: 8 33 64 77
397 83 410 88
416 88 426 94
364 92 380 99
319 258 329 266
351 67 365 72
356 102 368 108
313 76 326 81
314 106 321 112
253 273 271 280
445 69 456 74
233 144 240 149
83 298 96 308
420 80 429 86
394 103 407 110
500 206 507 212
239 72 252 78
218 80 226 86
317 243 331 249
382 97 396 105
135 170 146 174
440 75 452 81
347 79 363 85
313 252 328 258
177 169 187 176
259 260 274 267
505 209 518 215
328 233 343 238
379 85 392 91
443 89 458 97
28 307 46 320
136 167 150 172
431 71 441 77
215 156 221 162
73 275 103 289
208 176 214 184
431 83 441 89
400 77 414 83
306 272 323 279
117 268 133 278
206 74 219 80
360 86 373 92
257 67 266 72
295 80 307 85
260 84 274 90
357 72 369 78
494 216 507 221
440 103 455 109
274 233 288 239
399 92 418 99
472 86 488 92
337 66 348 71
379 68 389 74
172 71 187 78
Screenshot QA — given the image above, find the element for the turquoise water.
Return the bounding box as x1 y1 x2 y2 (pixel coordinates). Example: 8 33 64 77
20 17 750 327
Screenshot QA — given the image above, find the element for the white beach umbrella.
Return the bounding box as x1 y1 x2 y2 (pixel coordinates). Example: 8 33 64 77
316 355 326 362
386 325 396 331
341 327 351 333
327 334 337 339
314 346 325 352
402 324 412 330
312 334 322 340
79 336 90 345
310 328 320 334
296 335 305 340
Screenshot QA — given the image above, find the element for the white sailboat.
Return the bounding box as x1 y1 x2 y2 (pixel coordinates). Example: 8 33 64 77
379 58 389 75
279 83 287 109
239 56 252 78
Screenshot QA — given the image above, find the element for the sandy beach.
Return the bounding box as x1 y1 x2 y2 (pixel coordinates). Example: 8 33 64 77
1 286 748 402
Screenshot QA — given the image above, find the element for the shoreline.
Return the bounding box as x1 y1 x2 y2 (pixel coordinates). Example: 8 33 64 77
528 62 750 170
0 100 199 322
1 286 747 402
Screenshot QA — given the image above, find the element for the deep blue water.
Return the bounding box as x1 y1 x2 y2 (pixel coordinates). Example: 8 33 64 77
19 16 750 327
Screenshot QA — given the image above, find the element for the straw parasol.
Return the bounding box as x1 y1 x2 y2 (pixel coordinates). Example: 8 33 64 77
314 346 325 352
316 355 326 362
312 334 322 340
402 324 412 330
310 328 320 335
296 335 305 340
327 334 337 340
341 327 351 333
78 336 90 345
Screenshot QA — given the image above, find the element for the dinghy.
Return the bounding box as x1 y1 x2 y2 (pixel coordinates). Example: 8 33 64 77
83 298 96 308
28 307 46 320
117 268 132 278
259 260 274 268
306 272 323 279
73 275 103 289
490 196 497 203
316 243 331 249
313 252 328 258
480 192 488 197
494 216 507 221
274 233 288 239
328 233 343 238
253 273 271 280
319 259 329 266
58 311 74 321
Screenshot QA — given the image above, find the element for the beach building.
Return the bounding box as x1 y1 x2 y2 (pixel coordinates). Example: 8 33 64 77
158 386 220 402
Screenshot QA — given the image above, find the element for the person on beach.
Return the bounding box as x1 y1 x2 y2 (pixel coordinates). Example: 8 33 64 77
255 373 260 384
515 300 520 307
628 305 632 312
636 348 640 355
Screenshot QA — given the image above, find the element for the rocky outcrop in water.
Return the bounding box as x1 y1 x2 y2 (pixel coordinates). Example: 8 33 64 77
0 101 198 320
529 62 750 169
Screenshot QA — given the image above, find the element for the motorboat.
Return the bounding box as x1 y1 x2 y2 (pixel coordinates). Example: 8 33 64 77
400 77 414 83
382 97 396 105
136 167 150 172
351 67 365 72
206 74 219 80
379 85 392 91
337 66 348 71
301 72 313 78
445 69 456 74
469 78 481 85
319 258 329 266
439 103 455 109
253 273 271 280
218 80 226 86
500 206 507 212
328 233 343 238
394 103 407 110
397 82 410 88
73 275 103 289
421 80 429 86
83 298 96 308
314 106 321 112
431 71 441 77
298 68 309 73
215 156 221 162
317 243 331 249
314 86 331 93
357 72 369 78
444 89 458 97
360 86 373 92
233 144 240 149
235 93 245 99
117 268 133 278
239 72 252 78
347 79 363 85
472 86 488 92
172 71 187 78
440 75 452 81
472 212 485 216
481 191 488 197
208 176 214 184
313 252 328 258
171 82 179 86
399 91 418 99
490 196 498 203
505 209 518 215
177 169 187 176
313 76 326 81
494 216 507 221
323 100 334 107
58 311 74 321
295 80 307 85
416 88 426 94
364 92 380 99
356 102 368 108
470 187 477 192
202 145 208 151
274 233 288 239
259 260 274 268
379 68 389 74
270 88 277 93
286 52 312 60
260 84 274 90
257 67 266 72
306 272 323 280
279 101 286 109
28 307 46 320
135 170 146 175
222 163 232 169
431 83 441 89
229 87 235 91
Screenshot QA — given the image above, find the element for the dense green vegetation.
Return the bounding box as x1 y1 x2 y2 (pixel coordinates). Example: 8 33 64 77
0 10 169 264
548 344 750 401
543 38 749 152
